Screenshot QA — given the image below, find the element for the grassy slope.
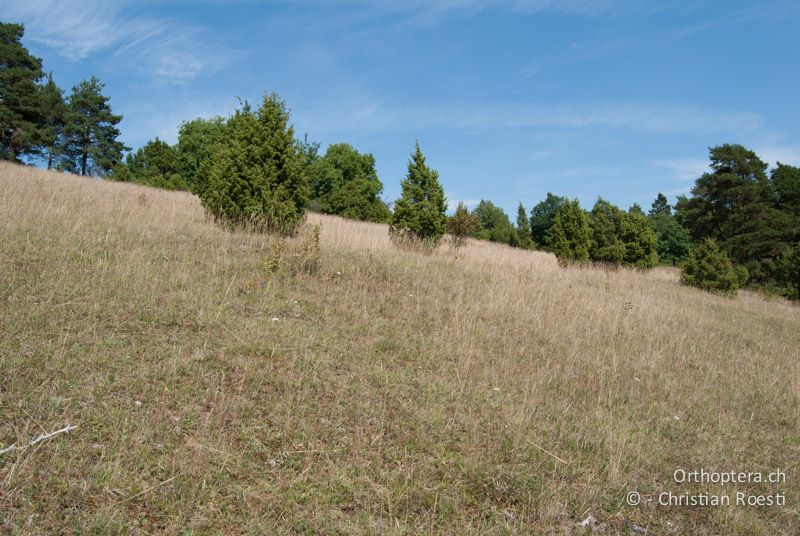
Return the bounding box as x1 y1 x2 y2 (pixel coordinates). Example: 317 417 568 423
0 162 798 534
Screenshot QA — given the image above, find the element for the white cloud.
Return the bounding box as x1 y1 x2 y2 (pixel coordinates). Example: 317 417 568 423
0 0 231 82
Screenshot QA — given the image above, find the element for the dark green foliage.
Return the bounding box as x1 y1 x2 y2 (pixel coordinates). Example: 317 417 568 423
473 200 518 245
676 144 770 241
516 202 534 249
628 203 645 216
549 198 591 263
63 77 127 176
589 198 625 264
675 144 795 282
0 23 43 161
447 201 480 249
589 198 658 268
307 143 390 222
175 116 227 194
649 193 672 218
32 74 68 170
198 93 307 234
391 142 447 244
648 193 691 265
620 209 658 268
771 163 800 218
774 243 800 299
651 215 692 265
114 138 189 190
530 193 566 250
735 265 750 288
681 238 739 295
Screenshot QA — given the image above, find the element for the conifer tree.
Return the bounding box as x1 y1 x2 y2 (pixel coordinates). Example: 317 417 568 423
33 74 68 169
675 144 790 281
549 198 591 263
629 203 645 216
391 142 447 244
516 202 534 249
648 193 691 265
530 193 566 250
589 198 625 264
649 193 671 218
620 209 659 268
0 23 43 161
681 238 739 295
198 93 307 234
64 77 127 176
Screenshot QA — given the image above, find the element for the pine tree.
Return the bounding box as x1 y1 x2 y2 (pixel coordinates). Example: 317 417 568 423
649 193 671 218
549 198 591 263
391 142 447 244
771 163 800 219
198 93 308 234
0 23 44 161
33 74 68 169
64 77 127 175
675 144 790 281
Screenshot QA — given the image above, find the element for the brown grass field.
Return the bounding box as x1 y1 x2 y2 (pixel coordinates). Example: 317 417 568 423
0 161 798 534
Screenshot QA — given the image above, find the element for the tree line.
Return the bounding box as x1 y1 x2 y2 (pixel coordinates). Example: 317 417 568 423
2 22 798 299
0 23 127 175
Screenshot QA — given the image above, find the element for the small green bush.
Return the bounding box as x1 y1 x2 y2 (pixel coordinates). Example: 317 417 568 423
681 238 739 295
447 202 480 249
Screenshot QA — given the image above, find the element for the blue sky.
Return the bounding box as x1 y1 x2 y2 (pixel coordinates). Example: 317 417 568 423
4 0 800 216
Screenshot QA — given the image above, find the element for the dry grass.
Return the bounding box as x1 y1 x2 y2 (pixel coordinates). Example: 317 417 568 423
0 161 798 534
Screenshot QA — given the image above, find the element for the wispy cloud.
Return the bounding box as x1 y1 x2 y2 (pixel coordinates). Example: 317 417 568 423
295 95 763 137
0 0 232 82
757 146 800 167
653 157 710 183
333 0 666 18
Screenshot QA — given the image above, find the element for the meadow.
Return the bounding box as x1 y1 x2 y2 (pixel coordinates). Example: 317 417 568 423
0 162 798 534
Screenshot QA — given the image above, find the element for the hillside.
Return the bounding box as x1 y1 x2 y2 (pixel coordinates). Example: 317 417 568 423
1 162 798 534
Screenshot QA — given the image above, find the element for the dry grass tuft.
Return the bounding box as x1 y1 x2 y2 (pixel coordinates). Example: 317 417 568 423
1 162 798 534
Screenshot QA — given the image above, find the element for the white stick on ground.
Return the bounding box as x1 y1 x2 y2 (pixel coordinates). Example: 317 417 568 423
0 424 77 456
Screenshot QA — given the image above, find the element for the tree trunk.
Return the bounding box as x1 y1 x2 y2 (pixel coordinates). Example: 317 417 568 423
81 146 88 176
